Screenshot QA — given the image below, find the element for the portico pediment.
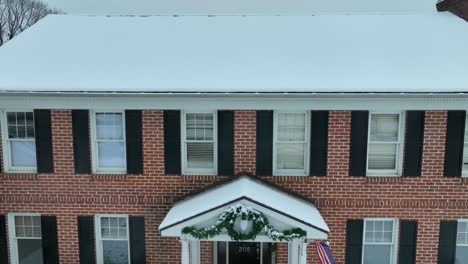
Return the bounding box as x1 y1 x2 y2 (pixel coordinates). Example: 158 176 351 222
159 175 329 241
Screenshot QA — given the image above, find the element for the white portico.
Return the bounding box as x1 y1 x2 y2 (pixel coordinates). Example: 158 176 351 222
159 175 329 264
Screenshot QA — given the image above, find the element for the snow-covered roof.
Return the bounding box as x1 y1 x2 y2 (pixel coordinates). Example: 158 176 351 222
0 13 467 93
159 175 329 236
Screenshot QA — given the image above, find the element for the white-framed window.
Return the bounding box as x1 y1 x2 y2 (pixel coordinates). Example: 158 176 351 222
95 215 130 264
367 112 405 176
456 220 468 263
273 112 310 176
181 112 217 175
1 111 37 173
8 213 43 264
90 111 127 174
462 115 468 177
362 218 399 264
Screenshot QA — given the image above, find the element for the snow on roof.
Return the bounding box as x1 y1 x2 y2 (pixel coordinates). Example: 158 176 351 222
0 13 467 93
159 176 329 233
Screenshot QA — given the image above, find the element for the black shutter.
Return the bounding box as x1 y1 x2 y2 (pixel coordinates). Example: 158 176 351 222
72 110 91 174
438 220 457 264
310 111 329 176
0 215 8 264
129 216 146 264
399 220 418 264
34 110 54 173
444 111 466 177
349 111 369 176
163 110 181 175
256 111 273 176
345 219 363 264
125 110 144 174
41 216 59 264
218 111 234 176
78 216 96 264
403 111 425 176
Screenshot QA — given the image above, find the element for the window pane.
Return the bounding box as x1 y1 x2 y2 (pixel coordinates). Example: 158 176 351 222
17 239 43 264
363 245 391 264
458 222 468 245
10 141 37 167
7 112 35 139
364 220 394 243
370 114 399 142
96 113 123 140
186 113 214 141
101 217 127 239
187 142 214 169
102 240 129 264
98 142 125 168
277 113 306 141
456 246 468 264
277 143 305 170
368 144 397 170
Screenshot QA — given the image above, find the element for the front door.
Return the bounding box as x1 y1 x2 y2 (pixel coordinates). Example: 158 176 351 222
229 242 259 264
217 242 272 264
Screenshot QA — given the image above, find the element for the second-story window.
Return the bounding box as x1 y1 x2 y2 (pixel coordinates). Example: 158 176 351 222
463 116 468 176
2 111 37 172
182 112 217 175
367 113 404 176
92 112 126 174
273 112 309 176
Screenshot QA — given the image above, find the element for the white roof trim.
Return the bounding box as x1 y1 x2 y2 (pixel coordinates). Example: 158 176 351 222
159 176 329 238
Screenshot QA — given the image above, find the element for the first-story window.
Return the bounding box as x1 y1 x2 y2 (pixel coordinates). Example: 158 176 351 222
273 112 309 176
456 220 468 263
367 113 404 176
1 111 37 172
362 218 398 264
91 112 126 173
95 215 130 264
182 112 217 175
463 115 468 176
8 214 43 264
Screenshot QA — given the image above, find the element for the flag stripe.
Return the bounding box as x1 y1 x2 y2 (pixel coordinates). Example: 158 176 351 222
315 241 336 264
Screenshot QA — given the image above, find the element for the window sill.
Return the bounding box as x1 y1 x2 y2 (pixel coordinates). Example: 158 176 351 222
366 173 401 177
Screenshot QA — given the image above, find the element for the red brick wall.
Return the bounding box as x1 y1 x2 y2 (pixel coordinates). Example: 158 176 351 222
1 109 467 264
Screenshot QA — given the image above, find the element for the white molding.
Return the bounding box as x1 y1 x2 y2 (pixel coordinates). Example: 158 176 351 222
1 110 37 173
1 94 468 111
90 111 127 174
95 214 130 264
181 111 218 175
273 111 310 176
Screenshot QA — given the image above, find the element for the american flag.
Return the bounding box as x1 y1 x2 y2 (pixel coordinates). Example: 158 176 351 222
315 241 336 264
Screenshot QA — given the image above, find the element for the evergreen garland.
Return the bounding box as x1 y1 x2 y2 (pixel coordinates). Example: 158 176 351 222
181 204 306 241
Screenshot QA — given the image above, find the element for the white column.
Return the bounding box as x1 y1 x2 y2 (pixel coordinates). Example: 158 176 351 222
299 242 308 264
288 241 300 264
190 240 200 264
181 240 190 264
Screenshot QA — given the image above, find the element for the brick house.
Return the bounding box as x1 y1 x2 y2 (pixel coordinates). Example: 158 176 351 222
0 2 467 264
